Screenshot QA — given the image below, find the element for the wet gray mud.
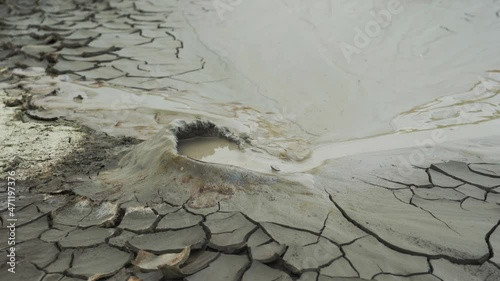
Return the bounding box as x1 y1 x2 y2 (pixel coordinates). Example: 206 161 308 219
177 136 239 161
1 0 500 281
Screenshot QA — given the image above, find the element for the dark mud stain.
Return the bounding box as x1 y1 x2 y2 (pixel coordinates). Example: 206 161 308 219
23 119 140 193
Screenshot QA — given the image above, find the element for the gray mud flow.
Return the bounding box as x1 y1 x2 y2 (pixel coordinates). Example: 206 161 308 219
0 0 500 281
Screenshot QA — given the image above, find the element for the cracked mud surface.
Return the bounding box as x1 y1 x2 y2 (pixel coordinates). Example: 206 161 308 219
2 132 499 281
1 0 500 281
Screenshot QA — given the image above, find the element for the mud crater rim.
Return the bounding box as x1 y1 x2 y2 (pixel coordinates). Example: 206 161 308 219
172 120 244 161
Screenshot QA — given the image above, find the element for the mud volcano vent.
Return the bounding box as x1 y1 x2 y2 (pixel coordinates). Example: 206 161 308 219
98 120 284 209
174 120 243 161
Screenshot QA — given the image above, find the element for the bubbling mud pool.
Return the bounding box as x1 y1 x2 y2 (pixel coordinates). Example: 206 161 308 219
177 137 239 160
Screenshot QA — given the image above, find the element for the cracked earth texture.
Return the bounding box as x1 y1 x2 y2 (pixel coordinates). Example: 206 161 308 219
1 0 500 281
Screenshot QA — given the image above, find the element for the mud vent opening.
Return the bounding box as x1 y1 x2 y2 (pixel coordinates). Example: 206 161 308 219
173 120 242 162
172 121 281 173
177 137 239 161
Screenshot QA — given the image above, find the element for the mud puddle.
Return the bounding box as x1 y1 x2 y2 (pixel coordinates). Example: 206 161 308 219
177 137 239 160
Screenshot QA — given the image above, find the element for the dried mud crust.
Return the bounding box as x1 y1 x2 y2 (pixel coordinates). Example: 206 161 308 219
2 159 500 281
1 121 499 281
2 105 500 280
1 1 500 281
1 85 139 185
